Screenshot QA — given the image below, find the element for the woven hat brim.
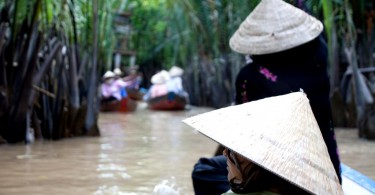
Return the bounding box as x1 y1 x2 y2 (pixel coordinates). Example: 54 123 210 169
151 73 165 84
114 68 122 75
229 0 323 55
103 71 115 79
183 92 343 195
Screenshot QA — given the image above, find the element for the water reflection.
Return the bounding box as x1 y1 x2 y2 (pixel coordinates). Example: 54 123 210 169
0 103 373 195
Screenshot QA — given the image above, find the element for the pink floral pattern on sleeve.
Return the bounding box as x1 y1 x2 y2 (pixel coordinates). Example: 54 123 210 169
259 66 277 82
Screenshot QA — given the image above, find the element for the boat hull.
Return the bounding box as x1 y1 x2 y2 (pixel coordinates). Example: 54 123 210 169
147 92 186 111
100 98 137 112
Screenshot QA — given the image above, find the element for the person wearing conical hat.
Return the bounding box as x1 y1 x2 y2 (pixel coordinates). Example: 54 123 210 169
101 71 117 103
166 66 190 102
167 67 182 94
142 71 169 101
101 70 127 103
191 0 342 194
169 66 184 77
159 69 171 81
102 71 116 81
123 66 143 90
112 68 129 98
184 92 343 195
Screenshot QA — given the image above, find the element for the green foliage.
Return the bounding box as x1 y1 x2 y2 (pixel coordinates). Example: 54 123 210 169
3 0 374 128
128 0 261 70
0 0 123 142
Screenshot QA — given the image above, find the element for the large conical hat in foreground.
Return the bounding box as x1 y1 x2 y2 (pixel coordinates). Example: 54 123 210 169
229 0 323 55
183 92 343 195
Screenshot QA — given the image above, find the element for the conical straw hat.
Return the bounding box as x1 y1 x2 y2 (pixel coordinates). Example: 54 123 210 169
160 70 171 81
151 72 166 85
169 66 184 77
103 71 115 79
183 92 343 195
113 68 122 76
229 0 323 55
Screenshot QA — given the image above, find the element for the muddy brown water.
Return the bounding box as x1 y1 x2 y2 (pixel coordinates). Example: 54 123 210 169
0 102 374 195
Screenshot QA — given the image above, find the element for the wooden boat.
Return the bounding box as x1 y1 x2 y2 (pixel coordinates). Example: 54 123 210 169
100 97 137 112
147 92 187 111
126 87 145 101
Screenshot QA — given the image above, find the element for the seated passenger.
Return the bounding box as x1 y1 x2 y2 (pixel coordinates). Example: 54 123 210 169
143 72 168 101
167 66 190 104
101 70 127 103
124 69 141 90
167 66 184 94
114 68 123 78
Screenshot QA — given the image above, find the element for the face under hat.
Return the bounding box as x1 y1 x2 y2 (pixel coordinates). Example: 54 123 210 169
183 92 343 195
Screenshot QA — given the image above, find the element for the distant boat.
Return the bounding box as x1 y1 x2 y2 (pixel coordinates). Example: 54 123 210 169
100 97 137 112
147 92 187 111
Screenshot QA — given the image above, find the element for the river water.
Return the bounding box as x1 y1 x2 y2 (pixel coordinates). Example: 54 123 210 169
0 102 374 195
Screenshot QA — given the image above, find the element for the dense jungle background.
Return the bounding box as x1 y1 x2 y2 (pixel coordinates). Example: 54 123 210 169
0 0 374 143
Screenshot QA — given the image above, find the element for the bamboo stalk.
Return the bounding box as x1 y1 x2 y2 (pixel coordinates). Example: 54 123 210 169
32 84 56 98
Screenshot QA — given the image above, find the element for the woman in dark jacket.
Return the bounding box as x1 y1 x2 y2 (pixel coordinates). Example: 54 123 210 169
234 36 341 181
191 0 341 194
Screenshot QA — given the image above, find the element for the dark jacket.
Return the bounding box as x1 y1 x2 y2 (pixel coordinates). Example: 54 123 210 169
234 36 342 182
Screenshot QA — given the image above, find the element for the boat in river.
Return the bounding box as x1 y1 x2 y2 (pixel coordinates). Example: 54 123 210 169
147 92 187 111
100 97 137 112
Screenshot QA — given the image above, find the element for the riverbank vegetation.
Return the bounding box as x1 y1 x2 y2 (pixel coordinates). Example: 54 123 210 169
0 0 374 143
130 0 375 139
0 0 115 143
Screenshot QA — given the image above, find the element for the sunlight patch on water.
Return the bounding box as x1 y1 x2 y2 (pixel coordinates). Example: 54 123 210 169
93 185 136 195
16 154 36 159
99 158 113 163
96 164 127 171
97 172 132 180
141 136 157 143
98 153 109 158
100 144 113 150
97 173 115 179
119 172 132 179
96 163 131 180
153 177 182 195
98 153 113 163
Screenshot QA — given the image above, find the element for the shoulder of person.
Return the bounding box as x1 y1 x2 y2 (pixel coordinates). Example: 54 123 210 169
236 63 260 81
